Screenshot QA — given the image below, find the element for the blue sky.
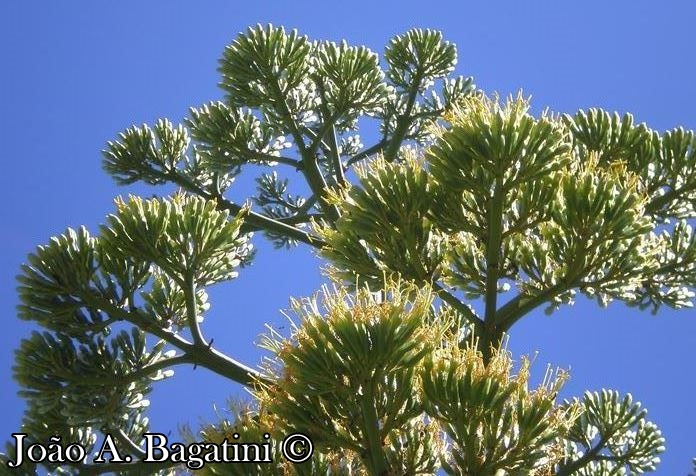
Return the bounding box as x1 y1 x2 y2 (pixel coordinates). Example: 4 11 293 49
1 1 695 473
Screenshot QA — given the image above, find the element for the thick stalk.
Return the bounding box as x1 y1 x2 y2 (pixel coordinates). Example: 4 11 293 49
495 241 589 333
360 381 389 475
481 175 505 361
495 284 564 332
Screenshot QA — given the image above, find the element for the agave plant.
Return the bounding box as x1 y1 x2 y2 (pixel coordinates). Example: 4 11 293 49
5 24 691 474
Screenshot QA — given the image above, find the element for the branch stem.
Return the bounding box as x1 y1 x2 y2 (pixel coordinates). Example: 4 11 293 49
113 428 147 459
80 293 270 387
432 282 483 333
160 169 325 248
384 73 422 161
346 139 389 166
184 274 206 347
268 80 340 223
556 435 609 476
328 123 346 187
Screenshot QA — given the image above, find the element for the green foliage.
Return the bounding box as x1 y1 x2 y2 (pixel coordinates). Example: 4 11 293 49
313 40 390 124
15 329 155 441
188 402 365 476
319 154 445 286
187 102 278 173
381 29 467 155
8 195 252 474
558 390 665 474
256 282 572 475
219 24 313 110
102 194 251 286
6 24 691 474
17 226 111 338
564 110 696 221
385 29 456 87
320 93 696 328
99 24 474 247
422 345 571 474
104 119 190 185
258 282 442 475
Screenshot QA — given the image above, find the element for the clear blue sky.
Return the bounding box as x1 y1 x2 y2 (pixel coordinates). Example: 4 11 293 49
1 1 695 473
